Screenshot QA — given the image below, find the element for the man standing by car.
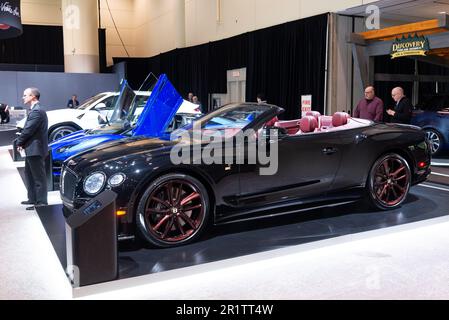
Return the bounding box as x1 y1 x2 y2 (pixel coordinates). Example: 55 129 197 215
67 94 79 108
16 88 48 211
387 87 413 124
353 86 384 122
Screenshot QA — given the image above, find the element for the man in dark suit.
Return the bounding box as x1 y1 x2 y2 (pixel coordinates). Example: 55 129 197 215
67 94 79 108
16 88 49 211
387 87 413 124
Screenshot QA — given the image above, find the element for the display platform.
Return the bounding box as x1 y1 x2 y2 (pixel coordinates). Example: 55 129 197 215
427 166 449 187
8 141 449 296
0 128 17 147
35 184 449 285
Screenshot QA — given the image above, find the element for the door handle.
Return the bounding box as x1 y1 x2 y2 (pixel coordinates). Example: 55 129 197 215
322 147 338 155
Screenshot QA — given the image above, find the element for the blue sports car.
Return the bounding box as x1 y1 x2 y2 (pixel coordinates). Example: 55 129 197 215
412 94 449 156
50 74 201 186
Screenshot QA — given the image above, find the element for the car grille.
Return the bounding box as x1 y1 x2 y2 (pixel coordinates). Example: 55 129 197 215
61 167 78 201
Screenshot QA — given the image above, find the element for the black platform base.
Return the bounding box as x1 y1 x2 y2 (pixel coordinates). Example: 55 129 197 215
35 183 449 282
0 129 17 147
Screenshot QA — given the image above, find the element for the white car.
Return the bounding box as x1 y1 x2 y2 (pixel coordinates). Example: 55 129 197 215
17 91 201 142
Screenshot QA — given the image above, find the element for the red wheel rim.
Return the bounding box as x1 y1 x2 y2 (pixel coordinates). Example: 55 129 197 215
373 157 409 207
144 179 205 243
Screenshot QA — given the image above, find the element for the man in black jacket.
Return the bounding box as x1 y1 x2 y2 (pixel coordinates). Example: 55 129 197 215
16 88 49 210
387 87 413 124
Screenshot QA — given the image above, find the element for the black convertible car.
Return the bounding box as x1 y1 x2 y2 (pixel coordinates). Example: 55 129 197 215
61 103 431 248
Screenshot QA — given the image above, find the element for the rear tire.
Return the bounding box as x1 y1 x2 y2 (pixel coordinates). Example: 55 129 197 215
136 173 210 248
49 125 78 142
366 153 411 210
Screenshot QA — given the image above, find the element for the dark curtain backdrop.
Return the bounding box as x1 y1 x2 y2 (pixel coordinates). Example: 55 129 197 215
98 28 107 73
0 25 63 65
115 14 328 119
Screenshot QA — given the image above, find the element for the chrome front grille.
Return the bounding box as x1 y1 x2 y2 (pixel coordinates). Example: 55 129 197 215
61 167 78 201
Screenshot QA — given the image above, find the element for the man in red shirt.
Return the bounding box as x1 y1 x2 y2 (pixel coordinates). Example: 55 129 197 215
353 86 384 122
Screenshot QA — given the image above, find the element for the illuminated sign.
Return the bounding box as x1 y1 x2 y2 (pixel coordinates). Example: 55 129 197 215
391 34 430 59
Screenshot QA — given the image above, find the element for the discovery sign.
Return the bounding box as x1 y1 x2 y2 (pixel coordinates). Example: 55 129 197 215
390 34 430 59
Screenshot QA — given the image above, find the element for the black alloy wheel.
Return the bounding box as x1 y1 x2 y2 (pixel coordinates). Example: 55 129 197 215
367 153 411 210
136 173 210 248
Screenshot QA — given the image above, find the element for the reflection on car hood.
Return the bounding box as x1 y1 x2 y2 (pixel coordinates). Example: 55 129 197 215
66 136 176 170
51 130 126 162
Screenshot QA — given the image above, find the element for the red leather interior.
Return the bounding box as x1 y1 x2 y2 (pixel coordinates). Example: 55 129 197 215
274 120 300 134
306 111 321 122
319 116 333 128
332 112 349 127
272 112 354 136
265 116 279 127
300 116 318 133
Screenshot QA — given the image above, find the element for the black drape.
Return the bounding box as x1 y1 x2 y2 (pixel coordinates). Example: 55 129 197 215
0 25 63 65
114 13 328 119
98 28 107 73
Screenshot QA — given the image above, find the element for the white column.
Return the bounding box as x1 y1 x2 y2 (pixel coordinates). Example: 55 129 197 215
173 0 186 48
62 0 99 73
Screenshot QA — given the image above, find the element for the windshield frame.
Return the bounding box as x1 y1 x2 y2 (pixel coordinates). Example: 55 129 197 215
77 93 111 110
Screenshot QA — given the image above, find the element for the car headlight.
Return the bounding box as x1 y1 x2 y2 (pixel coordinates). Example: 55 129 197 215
83 172 106 195
108 173 126 187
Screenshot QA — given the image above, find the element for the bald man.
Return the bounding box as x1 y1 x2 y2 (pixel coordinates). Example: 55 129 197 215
387 87 412 124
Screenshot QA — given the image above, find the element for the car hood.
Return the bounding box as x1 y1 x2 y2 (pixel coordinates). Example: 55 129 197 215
132 74 184 137
65 136 176 171
51 130 126 162
16 108 85 129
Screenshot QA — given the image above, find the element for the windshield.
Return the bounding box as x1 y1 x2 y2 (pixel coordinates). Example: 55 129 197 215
174 104 274 138
87 123 125 135
77 93 109 110
201 105 271 129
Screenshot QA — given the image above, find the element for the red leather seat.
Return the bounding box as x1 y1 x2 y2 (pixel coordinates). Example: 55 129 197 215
332 112 349 127
306 111 321 122
300 116 318 133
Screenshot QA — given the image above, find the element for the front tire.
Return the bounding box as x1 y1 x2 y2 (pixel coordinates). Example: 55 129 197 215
136 173 210 248
367 153 411 210
424 129 443 156
49 125 78 142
